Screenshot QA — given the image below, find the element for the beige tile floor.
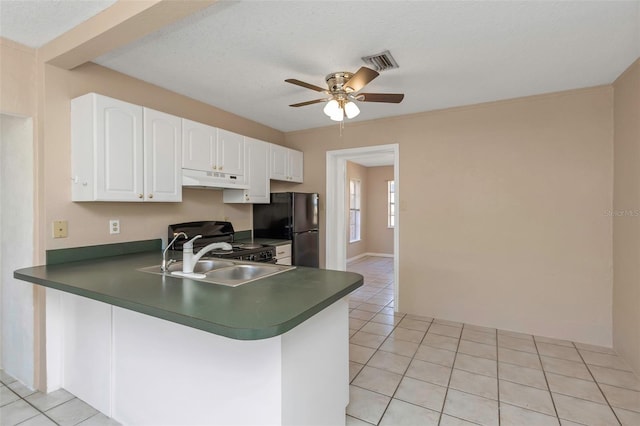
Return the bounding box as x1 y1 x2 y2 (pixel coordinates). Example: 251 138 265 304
0 371 119 426
346 256 640 426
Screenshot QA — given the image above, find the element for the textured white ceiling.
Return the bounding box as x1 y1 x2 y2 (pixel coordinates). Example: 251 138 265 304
93 1 640 132
1 1 639 133
0 0 117 48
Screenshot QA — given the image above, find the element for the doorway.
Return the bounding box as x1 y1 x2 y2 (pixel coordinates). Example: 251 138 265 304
325 144 399 312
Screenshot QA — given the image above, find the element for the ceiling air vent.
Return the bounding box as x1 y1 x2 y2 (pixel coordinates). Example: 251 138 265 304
361 50 399 72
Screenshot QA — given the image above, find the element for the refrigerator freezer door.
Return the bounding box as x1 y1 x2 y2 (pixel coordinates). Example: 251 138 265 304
293 192 319 233
292 230 319 268
253 193 293 239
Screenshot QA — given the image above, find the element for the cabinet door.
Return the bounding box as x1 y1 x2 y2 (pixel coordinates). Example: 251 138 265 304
245 138 270 203
182 119 216 172
289 149 304 183
217 128 244 176
270 144 289 181
144 108 182 202
96 95 144 201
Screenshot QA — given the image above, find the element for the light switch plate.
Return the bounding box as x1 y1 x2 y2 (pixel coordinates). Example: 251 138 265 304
53 220 68 238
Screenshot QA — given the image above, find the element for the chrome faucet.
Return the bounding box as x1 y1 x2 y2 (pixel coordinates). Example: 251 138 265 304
181 235 233 274
161 232 188 272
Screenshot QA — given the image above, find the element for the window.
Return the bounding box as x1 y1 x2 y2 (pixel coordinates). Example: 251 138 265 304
387 180 395 228
349 179 361 242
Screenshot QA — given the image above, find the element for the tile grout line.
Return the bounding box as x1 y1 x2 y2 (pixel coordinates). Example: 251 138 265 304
363 299 409 425
573 341 623 426
531 336 562 422
436 323 464 426
346 260 400 424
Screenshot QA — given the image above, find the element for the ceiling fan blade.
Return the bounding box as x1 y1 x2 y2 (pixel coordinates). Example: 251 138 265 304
357 93 405 103
285 79 327 93
344 67 379 92
289 98 328 107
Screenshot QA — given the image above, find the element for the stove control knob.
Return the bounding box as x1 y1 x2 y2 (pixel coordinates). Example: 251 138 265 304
247 254 256 261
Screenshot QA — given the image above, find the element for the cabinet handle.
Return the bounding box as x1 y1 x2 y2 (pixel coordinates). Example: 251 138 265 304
148 194 153 199
138 194 144 199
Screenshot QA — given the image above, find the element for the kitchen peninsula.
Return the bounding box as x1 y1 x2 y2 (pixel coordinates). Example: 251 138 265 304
15 240 363 425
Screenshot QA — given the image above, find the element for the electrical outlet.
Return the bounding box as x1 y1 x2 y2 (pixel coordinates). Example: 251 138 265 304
53 220 68 238
109 219 120 235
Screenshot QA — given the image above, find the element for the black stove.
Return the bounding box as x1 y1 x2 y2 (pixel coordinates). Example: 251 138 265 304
168 221 276 263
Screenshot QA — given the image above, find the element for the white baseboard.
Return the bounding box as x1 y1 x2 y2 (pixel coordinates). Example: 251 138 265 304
347 252 394 263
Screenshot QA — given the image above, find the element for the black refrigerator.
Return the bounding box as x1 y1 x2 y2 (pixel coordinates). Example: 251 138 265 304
253 192 319 267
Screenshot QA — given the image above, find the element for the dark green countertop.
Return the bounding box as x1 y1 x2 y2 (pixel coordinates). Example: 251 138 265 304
14 251 362 340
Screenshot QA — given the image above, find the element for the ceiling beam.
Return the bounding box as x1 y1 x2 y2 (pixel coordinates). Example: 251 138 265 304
40 0 217 70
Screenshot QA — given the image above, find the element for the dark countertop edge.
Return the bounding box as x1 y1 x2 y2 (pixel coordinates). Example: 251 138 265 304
14 269 362 341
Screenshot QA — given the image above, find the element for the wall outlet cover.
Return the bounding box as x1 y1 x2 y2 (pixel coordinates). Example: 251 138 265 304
109 219 120 235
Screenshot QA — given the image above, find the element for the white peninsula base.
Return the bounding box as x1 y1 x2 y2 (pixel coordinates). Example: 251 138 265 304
47 289 350 425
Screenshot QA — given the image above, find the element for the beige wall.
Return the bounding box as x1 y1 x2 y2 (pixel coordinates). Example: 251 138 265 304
285 86 614 345
0 38 37 117
366 166 394 255
42 62 284 251
346 161 368 260
612 58 640 373
344 164 395 260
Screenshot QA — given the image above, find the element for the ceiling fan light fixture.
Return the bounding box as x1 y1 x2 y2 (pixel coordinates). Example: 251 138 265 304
344 101 360 119
323 99 340 117
286 65 403 125
329 108 344 122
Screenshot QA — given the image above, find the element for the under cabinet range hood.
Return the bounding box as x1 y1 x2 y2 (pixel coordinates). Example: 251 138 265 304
182 168 249 190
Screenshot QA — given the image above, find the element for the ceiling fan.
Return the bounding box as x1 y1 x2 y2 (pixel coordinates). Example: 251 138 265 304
285 66 404 122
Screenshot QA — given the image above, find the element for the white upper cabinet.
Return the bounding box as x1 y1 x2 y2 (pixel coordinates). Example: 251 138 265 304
182 119 244 177
71 93 303 202
143 108 182 202
217 128 244 176
71 93 182 202
181 119 216 172
288 149 304 182
270 144 304 183
223 137 270 204
269 144 288 181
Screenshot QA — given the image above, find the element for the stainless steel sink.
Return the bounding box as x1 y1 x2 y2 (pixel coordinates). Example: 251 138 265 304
138 260 294 287
139 259 236 275
205 264 289 286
